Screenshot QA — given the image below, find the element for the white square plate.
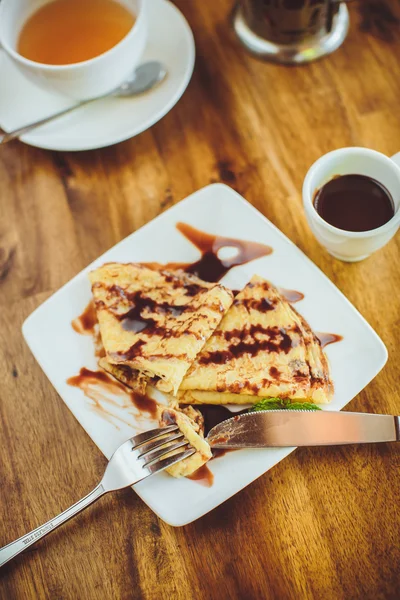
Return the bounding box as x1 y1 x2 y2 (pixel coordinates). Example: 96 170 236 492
23 184 388 526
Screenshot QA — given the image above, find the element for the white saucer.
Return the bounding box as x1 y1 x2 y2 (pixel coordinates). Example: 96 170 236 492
0 0 195 151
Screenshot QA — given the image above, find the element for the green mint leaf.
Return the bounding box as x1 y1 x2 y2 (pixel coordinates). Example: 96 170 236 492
249 398 286 411
249 398 321 412
285 402 321 411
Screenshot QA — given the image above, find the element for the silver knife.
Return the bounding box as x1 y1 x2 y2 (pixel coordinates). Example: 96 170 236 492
206 411 400 448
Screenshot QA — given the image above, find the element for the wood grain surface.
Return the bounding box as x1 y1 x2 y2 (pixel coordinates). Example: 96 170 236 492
1 1 400 599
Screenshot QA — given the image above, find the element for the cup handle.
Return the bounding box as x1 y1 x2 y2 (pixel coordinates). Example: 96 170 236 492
391 152 400 168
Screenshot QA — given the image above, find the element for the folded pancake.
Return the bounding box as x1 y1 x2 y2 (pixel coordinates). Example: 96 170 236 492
158 406 212 477
178 275 333 404
89 263 233 395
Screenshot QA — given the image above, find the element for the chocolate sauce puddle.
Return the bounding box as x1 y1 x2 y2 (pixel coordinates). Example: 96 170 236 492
316 332 343 349
187 465 214 487
279 288 305 303
72 300 98 335
197 405 248 437
131 393 159 418
143 222 273 283
186 406 246 486
142 224 306 306
72 301 106 358
176 222 273 282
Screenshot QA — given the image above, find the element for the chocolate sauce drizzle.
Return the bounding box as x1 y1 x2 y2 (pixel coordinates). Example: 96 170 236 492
67 368 158 428
106 286 188 334
200 325 296 365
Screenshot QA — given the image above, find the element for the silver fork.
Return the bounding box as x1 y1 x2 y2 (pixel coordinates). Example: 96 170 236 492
0 425 194 568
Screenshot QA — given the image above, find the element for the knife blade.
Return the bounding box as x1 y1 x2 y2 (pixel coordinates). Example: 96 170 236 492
206 411 400 448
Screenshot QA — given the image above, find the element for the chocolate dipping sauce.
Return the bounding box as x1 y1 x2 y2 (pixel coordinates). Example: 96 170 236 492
314 174 395 232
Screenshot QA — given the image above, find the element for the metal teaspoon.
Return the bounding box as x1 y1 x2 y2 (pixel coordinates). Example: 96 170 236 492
0 61 167 144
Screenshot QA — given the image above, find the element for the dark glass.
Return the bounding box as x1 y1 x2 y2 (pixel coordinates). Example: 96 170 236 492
241 0 341 45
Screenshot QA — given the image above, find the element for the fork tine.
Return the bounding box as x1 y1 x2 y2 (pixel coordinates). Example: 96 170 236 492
136 432 184 458
141 440 190 466
145 448 196 475
130 425 178 449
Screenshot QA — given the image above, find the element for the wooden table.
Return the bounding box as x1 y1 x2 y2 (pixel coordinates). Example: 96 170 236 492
1 2 399 598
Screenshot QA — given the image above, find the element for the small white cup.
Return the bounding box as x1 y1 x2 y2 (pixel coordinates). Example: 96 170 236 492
303 147 400 262
0 0 148 100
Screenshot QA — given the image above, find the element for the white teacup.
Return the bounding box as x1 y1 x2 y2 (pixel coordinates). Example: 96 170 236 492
0 0 148 100
303 147 400 262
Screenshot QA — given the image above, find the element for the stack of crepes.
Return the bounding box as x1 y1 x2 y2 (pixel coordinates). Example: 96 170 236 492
89 263 333 477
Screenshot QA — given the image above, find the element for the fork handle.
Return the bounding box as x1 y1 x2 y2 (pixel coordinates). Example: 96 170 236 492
0 483 106 568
